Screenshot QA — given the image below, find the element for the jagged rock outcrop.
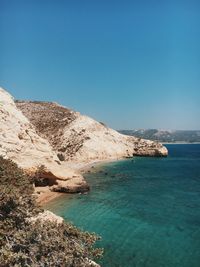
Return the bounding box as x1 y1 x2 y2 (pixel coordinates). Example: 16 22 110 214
16 101 168 164
0 87 88 193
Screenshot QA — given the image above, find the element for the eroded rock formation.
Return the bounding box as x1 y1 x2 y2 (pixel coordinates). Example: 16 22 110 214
0 86 167 197
0 87 88 193
16 100 168 165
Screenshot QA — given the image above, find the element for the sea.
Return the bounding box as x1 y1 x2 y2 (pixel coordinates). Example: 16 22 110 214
45 144 200 267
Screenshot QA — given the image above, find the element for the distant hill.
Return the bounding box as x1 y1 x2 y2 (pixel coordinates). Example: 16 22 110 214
118 129 200 143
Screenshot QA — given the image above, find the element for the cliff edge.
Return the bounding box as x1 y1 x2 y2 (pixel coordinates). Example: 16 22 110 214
16 100 168 166
0 86 167 198
0 87 88 193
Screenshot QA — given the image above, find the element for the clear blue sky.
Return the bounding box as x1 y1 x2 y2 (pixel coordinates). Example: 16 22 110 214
0 0 200 130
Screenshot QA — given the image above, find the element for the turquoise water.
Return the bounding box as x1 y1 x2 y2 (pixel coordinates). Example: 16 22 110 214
46 144 200 267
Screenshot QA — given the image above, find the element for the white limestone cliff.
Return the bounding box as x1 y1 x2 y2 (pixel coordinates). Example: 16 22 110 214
0 87 88 193
0 86 167 195
16 100 168 166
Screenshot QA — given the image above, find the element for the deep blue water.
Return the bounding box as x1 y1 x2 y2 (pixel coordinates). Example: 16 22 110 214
46 144 200 267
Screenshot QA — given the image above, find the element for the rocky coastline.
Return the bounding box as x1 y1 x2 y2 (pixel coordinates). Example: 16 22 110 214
0 86 168 202
0 87 168 266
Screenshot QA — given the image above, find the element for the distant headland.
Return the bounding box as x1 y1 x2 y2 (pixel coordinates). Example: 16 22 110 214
119 129 200 144
0 86 168 266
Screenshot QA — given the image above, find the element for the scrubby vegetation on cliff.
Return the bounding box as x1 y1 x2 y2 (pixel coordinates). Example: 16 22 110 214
15 99 168 162
0 157 102 266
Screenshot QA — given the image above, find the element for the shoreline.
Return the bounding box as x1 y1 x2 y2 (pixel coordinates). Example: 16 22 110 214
36 157 125 206
78 157 125 173
36 142 200 206
35 186 64 206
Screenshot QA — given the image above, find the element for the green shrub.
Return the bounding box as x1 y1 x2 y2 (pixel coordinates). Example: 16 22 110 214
0 156 102 266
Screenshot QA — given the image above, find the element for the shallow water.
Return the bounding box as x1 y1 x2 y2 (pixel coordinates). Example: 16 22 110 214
46 144 200 267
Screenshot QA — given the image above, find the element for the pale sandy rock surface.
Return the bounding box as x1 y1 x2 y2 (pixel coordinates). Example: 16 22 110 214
0 87 58 168
61 115 168 162
87 259 101 267
34 186 62 205
30 210 64 224
16 100 168 165
0 87 167 267
0 86 167 202
0 87 88 193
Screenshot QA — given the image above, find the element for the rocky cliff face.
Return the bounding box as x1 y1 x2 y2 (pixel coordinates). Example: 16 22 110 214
0 87 167 195
0 87 88 193
16 101 168 164
0 89 56 168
